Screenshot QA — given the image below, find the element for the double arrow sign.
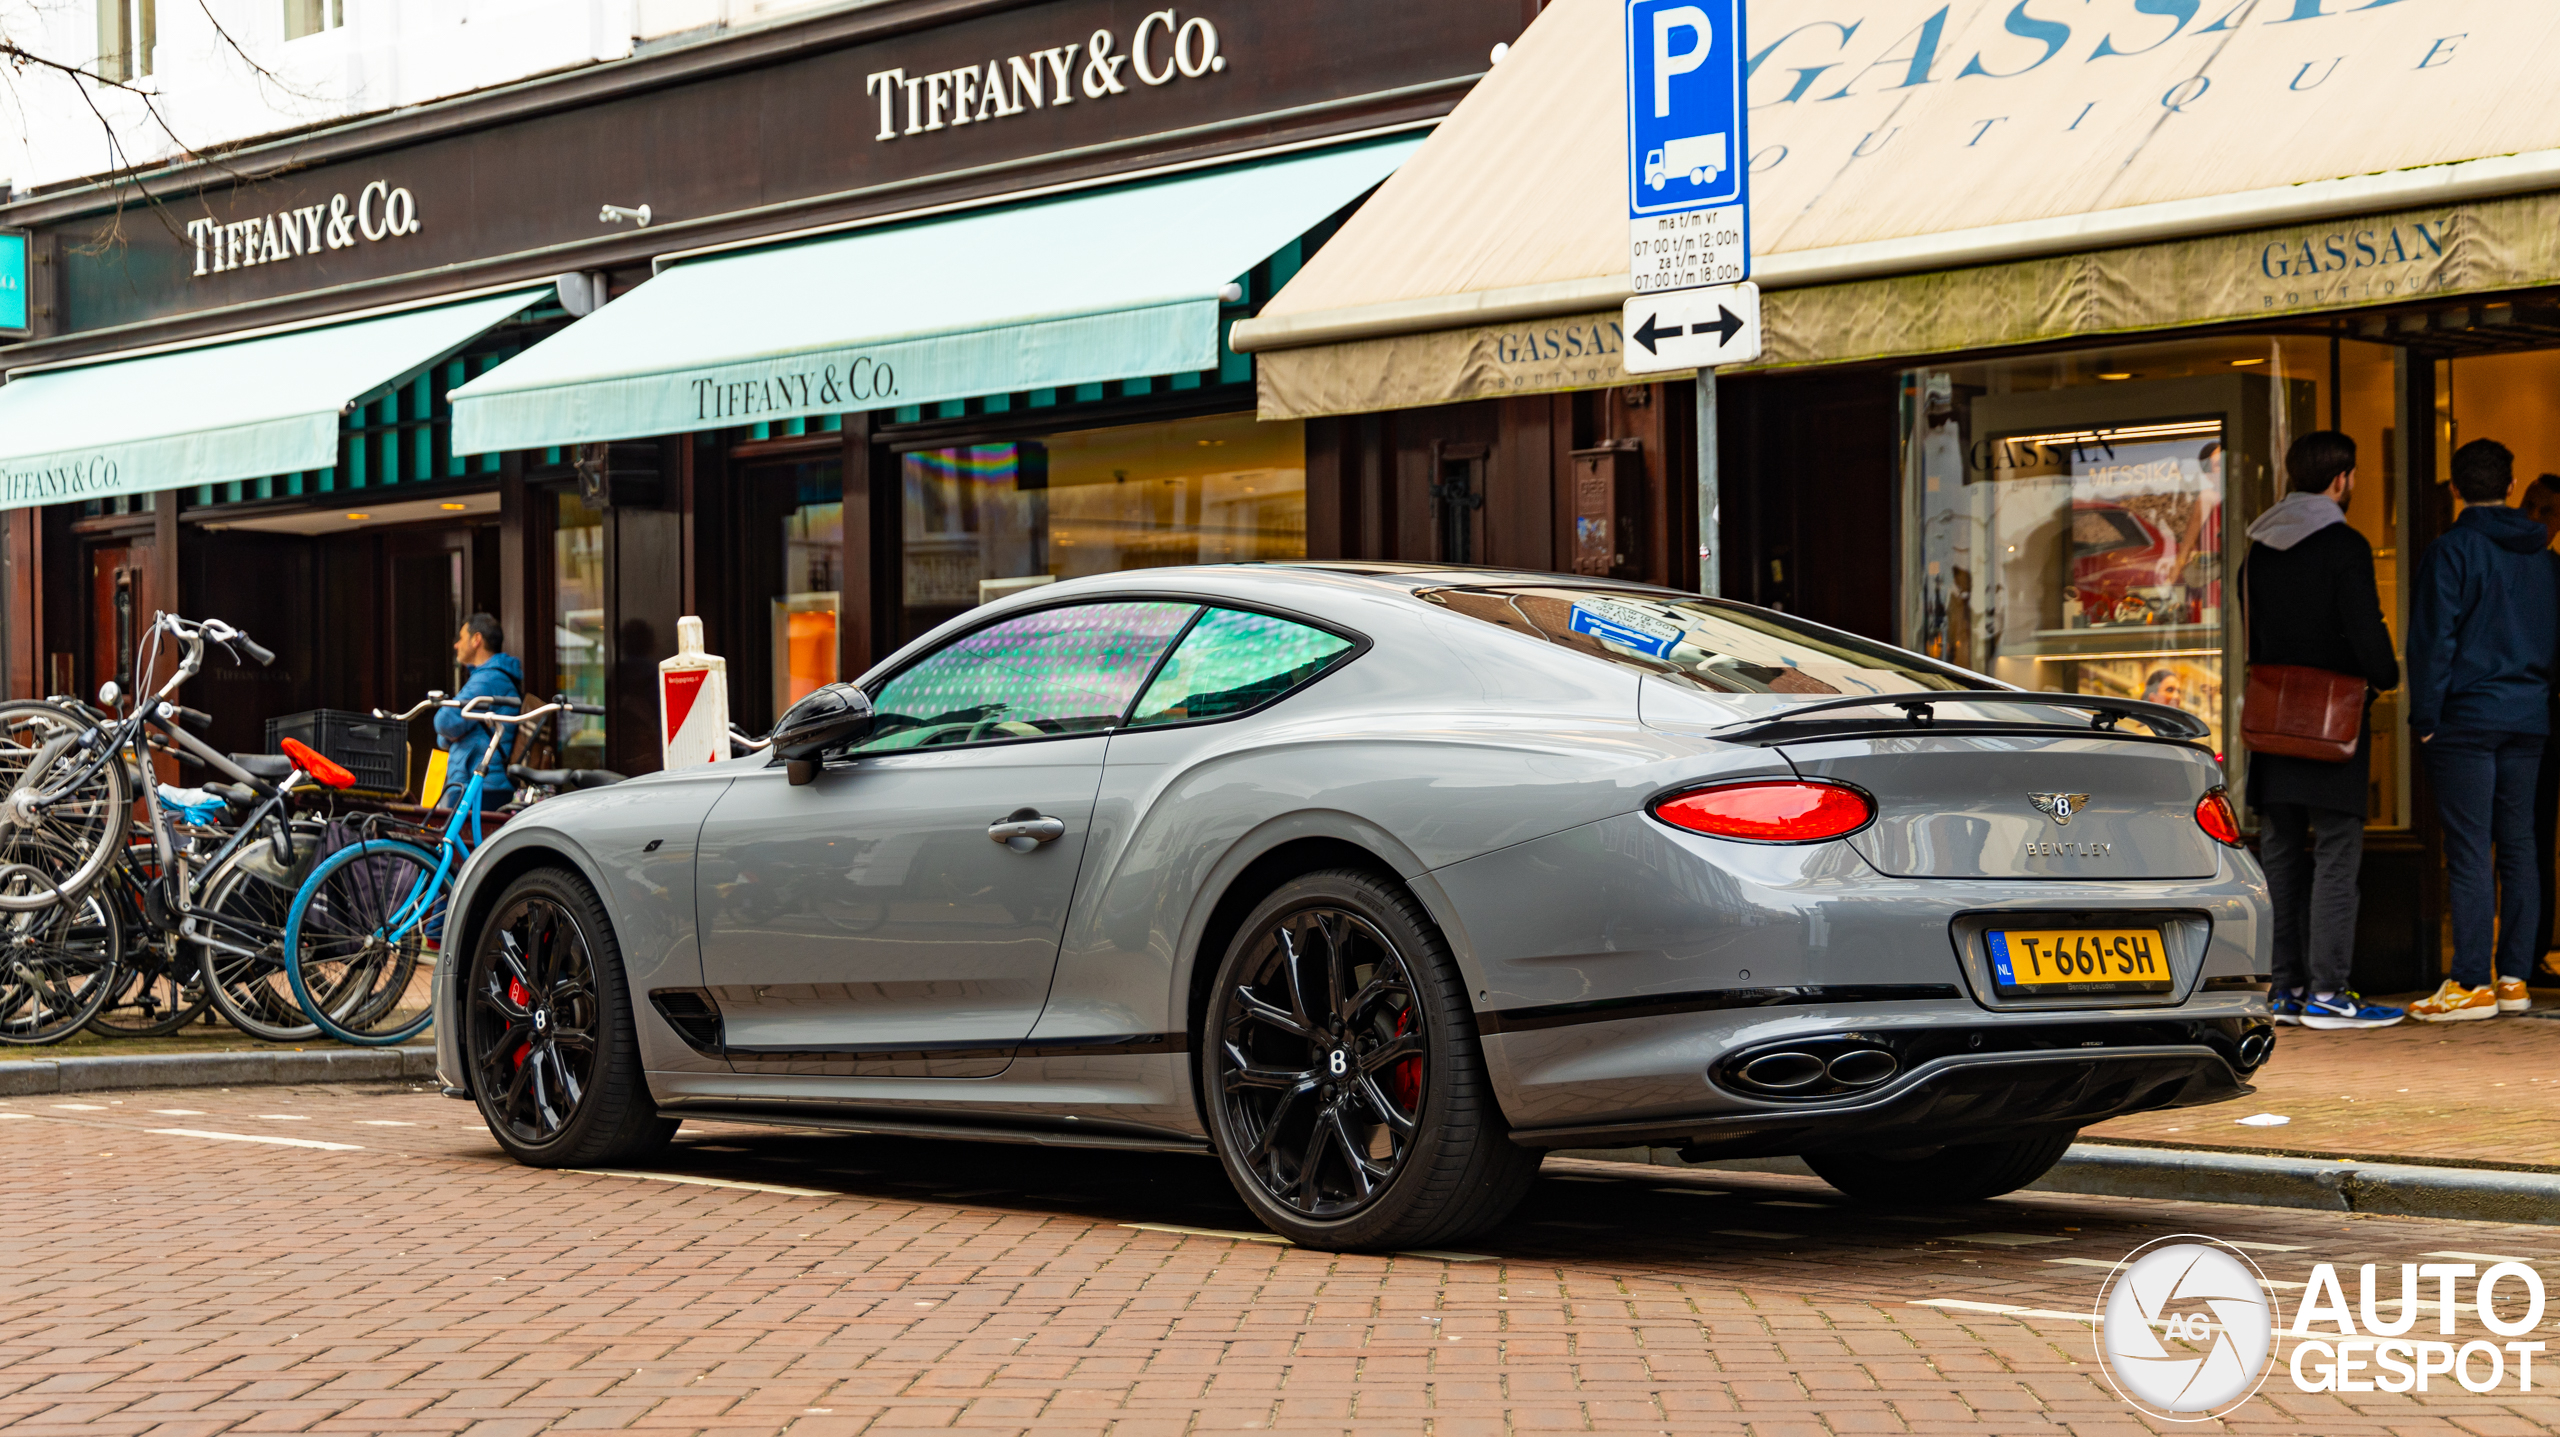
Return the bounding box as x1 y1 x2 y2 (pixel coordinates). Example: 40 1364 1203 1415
1632 305 1745 355
1619 280 1763 376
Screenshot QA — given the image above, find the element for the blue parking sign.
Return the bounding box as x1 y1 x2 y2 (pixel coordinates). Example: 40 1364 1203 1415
1625 0 1748 293
0 231 25 334
1625 0 1745 220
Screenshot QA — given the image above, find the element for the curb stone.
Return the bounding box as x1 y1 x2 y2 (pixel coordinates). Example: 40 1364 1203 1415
1555 1142 2560 1227
0 1046 436 1096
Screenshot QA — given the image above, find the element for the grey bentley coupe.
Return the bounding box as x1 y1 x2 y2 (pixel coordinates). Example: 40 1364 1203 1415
432 563 2274 1250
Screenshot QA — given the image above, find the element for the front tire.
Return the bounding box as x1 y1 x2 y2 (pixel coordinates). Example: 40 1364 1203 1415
1803 1130 2079 1205
1201 868 1538 1251
465 867 673 1167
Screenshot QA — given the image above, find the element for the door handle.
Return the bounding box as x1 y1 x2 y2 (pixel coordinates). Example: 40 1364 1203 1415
988 811 1067 851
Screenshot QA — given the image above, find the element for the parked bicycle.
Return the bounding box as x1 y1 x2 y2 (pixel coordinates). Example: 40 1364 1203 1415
0 615 381 1044
280 690 607 1045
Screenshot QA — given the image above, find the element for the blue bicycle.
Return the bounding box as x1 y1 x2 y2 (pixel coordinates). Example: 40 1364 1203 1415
280 691 600 1046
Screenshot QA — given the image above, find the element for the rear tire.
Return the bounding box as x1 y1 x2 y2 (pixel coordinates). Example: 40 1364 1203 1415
1803 1130 2079 1205
196 828 327 1042
465 867 674 1167
1200 868 1538 1251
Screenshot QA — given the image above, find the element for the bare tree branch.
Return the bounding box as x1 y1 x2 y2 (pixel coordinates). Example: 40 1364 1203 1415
1 5 335 258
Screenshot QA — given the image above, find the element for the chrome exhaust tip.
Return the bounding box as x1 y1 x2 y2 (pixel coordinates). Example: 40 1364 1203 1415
1823 1047 1899 1087
1736 1051 1827 1090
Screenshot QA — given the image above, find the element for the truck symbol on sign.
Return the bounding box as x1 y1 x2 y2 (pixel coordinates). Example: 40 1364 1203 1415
1644 132 1728 191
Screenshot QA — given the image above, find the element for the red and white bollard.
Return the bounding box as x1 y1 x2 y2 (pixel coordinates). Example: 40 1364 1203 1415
658 616 730 770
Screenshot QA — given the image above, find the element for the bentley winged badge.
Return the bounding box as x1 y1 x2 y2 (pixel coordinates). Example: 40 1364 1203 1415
2028 792 2092 826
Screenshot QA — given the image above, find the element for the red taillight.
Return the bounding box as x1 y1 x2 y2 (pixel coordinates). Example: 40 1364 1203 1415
1651 780 1875 844
2196 788 2243 846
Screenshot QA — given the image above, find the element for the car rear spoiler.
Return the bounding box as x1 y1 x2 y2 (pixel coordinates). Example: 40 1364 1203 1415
1708 689 2211 743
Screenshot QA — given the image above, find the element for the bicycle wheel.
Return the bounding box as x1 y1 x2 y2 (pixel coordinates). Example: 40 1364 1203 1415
0 702 129 913
84 863 212 1037
284 839 444 1046
0 888 123 1044
195 823 329 1042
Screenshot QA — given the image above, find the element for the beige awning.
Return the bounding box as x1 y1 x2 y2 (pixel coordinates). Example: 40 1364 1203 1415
1242 0 2560 418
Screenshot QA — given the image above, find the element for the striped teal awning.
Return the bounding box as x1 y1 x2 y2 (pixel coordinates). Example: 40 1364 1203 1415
448 139 1419 455
0 289 547 511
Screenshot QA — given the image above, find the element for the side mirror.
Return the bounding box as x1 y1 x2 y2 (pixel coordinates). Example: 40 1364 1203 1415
768 683 874 785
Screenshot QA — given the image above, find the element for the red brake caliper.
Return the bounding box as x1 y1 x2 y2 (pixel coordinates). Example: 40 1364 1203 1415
1387 1007 1422 1109
509 976 533 1070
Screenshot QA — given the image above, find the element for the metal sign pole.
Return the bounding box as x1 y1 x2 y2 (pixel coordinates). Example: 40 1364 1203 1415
1695 366 1718 597
1620 0 1747 600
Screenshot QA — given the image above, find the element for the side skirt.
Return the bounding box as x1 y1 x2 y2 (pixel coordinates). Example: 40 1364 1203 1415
658 1099 1215 1155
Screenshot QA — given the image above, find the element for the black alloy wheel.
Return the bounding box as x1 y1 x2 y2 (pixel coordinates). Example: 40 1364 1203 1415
1222 906 1424 1218
465 868 674 1165
1203 869 1538 1251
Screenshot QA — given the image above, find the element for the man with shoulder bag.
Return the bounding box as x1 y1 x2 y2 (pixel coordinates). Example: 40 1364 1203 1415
2243 431 2404 1029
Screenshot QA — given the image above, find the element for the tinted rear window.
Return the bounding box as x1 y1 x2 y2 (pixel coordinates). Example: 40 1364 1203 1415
1417 586 1968 696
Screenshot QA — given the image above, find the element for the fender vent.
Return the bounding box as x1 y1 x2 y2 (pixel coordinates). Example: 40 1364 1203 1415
648 987 725 1057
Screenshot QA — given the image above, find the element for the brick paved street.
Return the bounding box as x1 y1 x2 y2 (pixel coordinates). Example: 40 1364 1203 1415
2091 994 2560 1171
1 1082 2555 1434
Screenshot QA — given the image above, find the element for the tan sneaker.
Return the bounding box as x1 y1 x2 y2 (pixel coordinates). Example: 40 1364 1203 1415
2408 979 2500 1023
2496 977 2533 1014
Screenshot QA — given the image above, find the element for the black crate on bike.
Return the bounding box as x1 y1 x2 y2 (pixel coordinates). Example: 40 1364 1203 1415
263 709 408 796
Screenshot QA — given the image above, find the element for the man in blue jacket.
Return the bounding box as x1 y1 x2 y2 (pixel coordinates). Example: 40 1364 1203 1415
435 612 523 808
2408 440 2559 1021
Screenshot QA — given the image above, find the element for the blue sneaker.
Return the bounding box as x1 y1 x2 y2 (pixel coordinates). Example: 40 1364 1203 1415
2271 988 2305 1026
2299 991 2405 1030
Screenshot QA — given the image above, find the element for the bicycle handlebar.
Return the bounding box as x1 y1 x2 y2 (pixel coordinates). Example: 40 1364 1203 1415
371 691 449 722
144 613 275 702
460 695 602 723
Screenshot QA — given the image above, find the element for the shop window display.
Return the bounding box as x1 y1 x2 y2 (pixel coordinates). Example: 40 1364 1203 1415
771 467 843 715
553 491 608 768
898 412 1305 642
1903 335 2407 827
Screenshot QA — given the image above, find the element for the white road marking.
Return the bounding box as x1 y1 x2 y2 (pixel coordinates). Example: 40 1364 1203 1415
2045 1257 2299 1287
1124 1222 1290 1244
571 1169 834 1197
148 1129 362 1152
148 1109 203 1116
1955 1232 2070 1246
0 1112 30 1120
1911 1298 2096 1323
1116 1223 1487 1261
51 1103 104 1111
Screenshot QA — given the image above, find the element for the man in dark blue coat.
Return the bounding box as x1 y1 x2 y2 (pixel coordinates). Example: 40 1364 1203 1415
2407 439 2560 1021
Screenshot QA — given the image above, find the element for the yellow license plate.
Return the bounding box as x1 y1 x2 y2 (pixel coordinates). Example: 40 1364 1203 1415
1987 928 2173 993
